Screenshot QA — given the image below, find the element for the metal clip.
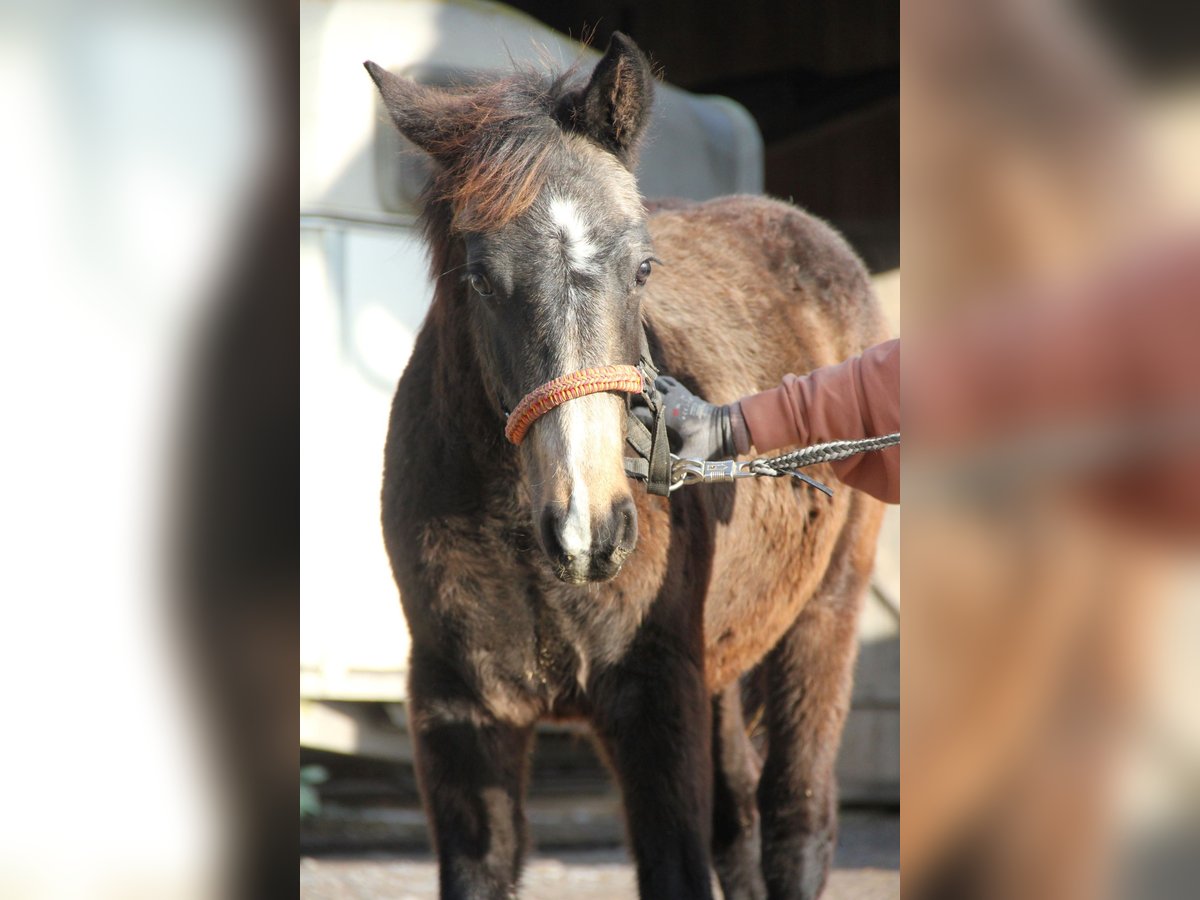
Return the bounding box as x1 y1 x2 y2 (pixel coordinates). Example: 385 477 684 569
668 455 836 497
669 457 758 492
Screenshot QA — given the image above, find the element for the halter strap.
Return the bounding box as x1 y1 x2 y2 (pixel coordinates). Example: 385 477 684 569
624 329 673 496
504 365 645 445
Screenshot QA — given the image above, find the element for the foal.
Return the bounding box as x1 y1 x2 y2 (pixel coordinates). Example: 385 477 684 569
366 33 885 900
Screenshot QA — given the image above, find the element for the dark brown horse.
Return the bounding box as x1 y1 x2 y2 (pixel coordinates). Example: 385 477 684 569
365 33 885 900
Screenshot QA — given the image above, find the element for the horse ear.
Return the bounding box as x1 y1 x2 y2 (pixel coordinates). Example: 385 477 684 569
565 32 655 166
363 61 447 156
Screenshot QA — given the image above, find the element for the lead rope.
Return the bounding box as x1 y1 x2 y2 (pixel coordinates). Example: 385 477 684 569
667 432 901 496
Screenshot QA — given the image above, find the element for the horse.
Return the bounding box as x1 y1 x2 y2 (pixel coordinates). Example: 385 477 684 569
365 33 886 900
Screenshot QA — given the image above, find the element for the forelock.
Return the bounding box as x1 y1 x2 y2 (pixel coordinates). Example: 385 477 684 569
424 71 573 232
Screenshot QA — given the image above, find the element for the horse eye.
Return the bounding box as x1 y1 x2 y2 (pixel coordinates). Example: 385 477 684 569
635 260 653 286
468 272 493 296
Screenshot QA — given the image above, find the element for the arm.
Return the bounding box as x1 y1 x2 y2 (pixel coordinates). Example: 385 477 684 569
738 339 900 503
646 339 901 503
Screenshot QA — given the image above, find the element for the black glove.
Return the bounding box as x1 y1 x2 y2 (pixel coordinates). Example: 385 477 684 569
632 376 747 460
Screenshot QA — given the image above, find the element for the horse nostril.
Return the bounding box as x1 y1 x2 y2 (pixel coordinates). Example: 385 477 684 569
612 496 638 552
538 505 570 563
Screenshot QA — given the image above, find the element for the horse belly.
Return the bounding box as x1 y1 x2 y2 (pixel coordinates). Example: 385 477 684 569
701 474 848 691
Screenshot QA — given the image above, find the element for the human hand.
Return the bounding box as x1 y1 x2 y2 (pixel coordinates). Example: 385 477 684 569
632 376 747 460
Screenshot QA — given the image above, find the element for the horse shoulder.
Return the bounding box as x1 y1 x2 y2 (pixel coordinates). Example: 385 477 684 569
648 194 886 356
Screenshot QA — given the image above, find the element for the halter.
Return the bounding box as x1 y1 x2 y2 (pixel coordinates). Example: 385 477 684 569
503 329 676 496
504 365 645 445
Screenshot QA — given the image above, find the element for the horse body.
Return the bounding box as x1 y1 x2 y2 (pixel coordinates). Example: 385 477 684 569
370 35 884 900
643 198 885 690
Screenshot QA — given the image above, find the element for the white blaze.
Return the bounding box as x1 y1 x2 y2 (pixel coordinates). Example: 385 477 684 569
558 400 592 558
549 198 614 564
544 196 601 560
548 196 597 274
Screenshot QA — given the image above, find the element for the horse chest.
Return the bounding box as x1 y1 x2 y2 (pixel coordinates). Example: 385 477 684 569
409 459 664 722
426 544 649 721
419 556 576 707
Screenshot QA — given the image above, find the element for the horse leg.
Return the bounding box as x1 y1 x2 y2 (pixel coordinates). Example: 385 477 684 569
712 682 767 900
409 687 533 900
758 539 872 900
591 635 715 900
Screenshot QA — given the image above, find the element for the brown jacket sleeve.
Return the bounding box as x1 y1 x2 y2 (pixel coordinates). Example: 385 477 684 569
906 233 1200 536
737 339 900 503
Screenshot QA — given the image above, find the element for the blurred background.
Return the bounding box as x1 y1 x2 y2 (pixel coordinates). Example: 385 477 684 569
901 2 1199 899
0 0 286 898
0 0 1195 898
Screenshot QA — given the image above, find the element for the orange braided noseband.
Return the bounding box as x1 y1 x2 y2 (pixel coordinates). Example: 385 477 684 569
505 365 645 445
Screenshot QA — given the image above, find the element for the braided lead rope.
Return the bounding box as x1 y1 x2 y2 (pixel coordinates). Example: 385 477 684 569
666 433 900 494
752 432 901 474
505 364 645 445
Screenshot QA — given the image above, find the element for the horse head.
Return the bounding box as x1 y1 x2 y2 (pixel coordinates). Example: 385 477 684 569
366 34 657 584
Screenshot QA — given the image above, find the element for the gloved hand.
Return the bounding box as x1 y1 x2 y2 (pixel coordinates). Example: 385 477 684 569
632 376 750 460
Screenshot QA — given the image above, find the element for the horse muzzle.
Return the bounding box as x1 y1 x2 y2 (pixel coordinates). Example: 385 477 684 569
537 495 638 584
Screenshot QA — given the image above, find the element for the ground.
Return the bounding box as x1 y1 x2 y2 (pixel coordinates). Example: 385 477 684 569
300 810 899 899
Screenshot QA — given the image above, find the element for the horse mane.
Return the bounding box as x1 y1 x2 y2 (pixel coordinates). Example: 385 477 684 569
411 65 584 421
421 66 582 224
411 65 583 297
